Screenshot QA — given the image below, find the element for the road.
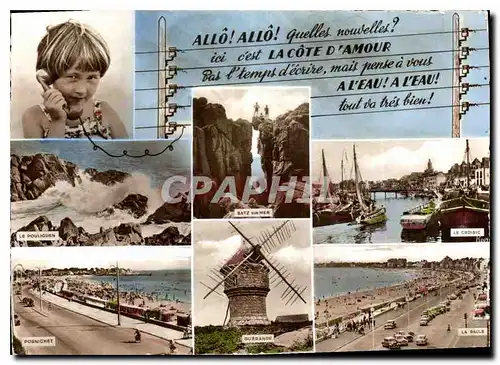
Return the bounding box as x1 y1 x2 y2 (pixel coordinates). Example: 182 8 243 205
336 287 487 351
316 282 489 353
13 288 187 355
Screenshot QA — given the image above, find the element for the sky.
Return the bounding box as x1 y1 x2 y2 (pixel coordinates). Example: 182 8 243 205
311 137 490 182
193 220 312 326
314 242 490 263
134 11 490 140
193 87 309 155
11 247 191 271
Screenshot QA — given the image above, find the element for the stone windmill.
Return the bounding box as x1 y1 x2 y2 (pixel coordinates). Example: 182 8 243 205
200 221 307 326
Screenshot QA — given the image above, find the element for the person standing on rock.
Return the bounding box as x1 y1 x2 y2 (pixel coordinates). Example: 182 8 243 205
264 105 269 118
253 102 260 117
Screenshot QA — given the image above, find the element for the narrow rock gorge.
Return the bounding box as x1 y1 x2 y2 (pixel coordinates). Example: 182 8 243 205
193 98 310 218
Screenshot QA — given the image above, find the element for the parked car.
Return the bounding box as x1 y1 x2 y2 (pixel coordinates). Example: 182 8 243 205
404 333 414 342
14 314 20 326
394 335 409 346
22 297 34 307
420 317 429 326
382 336 394 348
382 337 400 349
416 335 428 346
384 320 397 330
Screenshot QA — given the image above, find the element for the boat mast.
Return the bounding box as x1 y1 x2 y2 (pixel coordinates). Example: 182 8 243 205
341 157 344 192
466 139 470 188
353 144 368 211
321 149 335 203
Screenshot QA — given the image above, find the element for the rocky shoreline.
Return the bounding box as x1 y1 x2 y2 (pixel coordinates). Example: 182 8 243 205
11 214 191 247
11 153 191 246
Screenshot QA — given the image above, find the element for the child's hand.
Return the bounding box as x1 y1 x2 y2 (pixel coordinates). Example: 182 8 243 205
42 89 67 122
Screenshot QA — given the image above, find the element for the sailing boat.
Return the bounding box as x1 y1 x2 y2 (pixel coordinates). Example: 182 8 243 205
312 149 354 227
439 140 490 238
352 144 388 225
400 190 441 231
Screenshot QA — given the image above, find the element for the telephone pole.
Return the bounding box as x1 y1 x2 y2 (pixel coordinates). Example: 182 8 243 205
35 266 45 312
157 16 166 138
110 262 121 326
452 13 461 137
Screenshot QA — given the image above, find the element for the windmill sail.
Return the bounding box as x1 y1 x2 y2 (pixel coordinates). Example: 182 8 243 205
230 222 307 305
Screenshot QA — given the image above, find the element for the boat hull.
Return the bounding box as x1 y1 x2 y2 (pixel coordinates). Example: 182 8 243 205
401 222 427 230
440 208 489 228
314 210 353 227
359 211 387 225
439 197 490 241
400 213 436 230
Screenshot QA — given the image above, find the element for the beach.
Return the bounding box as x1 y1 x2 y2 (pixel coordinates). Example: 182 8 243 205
315 268 458 322
40 275 191 314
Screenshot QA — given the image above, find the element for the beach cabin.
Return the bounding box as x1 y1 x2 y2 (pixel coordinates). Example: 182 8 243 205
177 313 191 327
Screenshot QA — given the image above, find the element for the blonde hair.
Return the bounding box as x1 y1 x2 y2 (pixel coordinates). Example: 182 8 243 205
36 20 110 84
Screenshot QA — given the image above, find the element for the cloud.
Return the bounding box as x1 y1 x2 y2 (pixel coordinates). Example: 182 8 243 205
360 140 467 178
314 243 490 263
11 247 191 270
313 139 489 182
273 245 311 274
196 234 242 266
194 87 309 122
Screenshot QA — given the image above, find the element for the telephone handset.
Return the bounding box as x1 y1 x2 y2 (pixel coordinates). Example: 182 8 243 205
36 69 83 120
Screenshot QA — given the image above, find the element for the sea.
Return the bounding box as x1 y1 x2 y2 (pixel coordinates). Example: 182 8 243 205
10 140 191 237
314 193 439 244
314 267 419 299
87 269 191 304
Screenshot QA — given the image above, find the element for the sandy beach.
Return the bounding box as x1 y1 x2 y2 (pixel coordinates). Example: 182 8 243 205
315 268 457 322
41 276 191 314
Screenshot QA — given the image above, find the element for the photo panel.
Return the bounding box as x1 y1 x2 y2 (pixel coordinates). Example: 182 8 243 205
193 220 314 355
312 138 490 244
193 87 311 220
10 139 191 247
313 242 490 353
134 10 490 140
10 11 135 139
11 246 193 355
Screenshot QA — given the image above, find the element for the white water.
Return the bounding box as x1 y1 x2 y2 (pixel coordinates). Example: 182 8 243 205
10 172 180 236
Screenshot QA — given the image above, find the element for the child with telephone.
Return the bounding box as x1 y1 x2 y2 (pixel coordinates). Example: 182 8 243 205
22 20 128 139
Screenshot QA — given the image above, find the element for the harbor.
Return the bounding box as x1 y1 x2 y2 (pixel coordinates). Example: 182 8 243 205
312 139 490 244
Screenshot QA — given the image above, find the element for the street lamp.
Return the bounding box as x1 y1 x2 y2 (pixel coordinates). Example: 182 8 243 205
406 292 411 329
12 264 25 293
109 262 121 326
35 265 46 313
370 307 375 350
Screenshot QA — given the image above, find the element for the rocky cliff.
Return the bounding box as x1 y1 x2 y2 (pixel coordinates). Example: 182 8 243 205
253 102 310 180
11 215 190 247
11 154 81 201
145 193 191 224
253 103 310 218
10 153 133 202
193 97 253 218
